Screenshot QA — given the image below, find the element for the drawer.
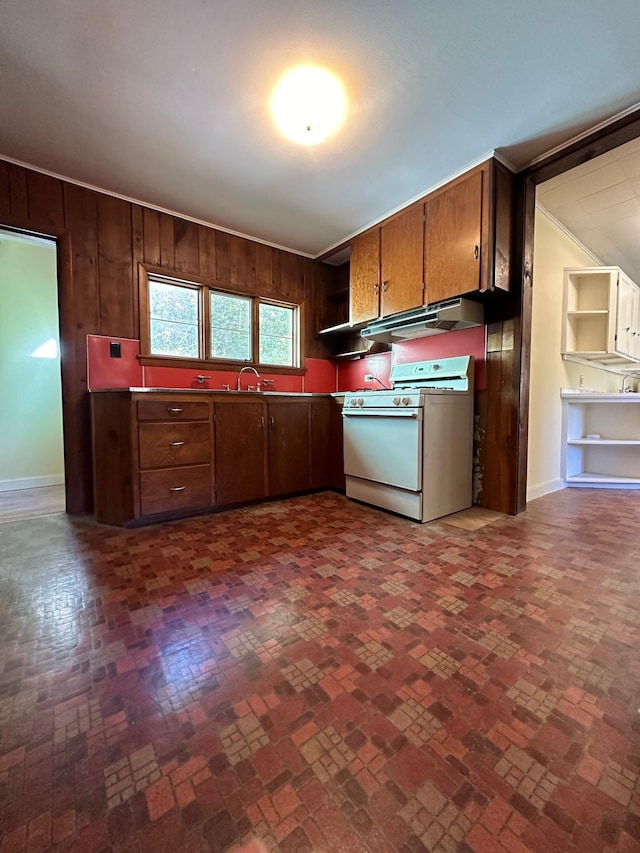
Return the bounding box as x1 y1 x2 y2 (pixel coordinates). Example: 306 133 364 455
140 465 212 516
137 399 210 421
139 422 211 469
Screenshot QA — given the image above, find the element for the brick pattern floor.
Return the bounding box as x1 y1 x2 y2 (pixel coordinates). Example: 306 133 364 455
0 488 639 852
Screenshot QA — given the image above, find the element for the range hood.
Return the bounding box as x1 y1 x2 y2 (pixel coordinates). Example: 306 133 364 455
361 297 484 343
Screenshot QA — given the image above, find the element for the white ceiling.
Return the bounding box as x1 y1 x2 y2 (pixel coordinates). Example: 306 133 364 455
1 0 640 257
537 137 640 283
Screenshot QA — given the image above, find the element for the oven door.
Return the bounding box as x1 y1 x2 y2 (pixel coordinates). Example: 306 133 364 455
342 407 423 491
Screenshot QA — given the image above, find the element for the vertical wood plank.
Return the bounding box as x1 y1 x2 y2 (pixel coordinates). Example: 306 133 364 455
174 218 199 276
230 235 257 290
215 231 231 283
0 161 10 219
64 184 100 336
55 231 87 513
255 242 273 295
158 213 175 269
279 251 302 302
143 208 161 266
515 174 536 512
26 171 65 231
97 194 134 338
63 184 99 511
8 164 29 220
198 224 217 279
131 204 144 339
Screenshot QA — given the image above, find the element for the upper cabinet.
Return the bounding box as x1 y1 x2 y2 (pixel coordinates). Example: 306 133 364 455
425 160 513 304
380 204 425 317
350 204 424 325
345 158 513 330
350 229 381 325
561 266 640 365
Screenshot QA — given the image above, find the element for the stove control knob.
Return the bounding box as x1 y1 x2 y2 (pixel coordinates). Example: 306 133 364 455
358 397 364 407
350 398 357 407
393 396 401 406
402 396 411 406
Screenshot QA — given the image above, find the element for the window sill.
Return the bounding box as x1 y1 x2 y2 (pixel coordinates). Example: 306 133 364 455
139 354 306 375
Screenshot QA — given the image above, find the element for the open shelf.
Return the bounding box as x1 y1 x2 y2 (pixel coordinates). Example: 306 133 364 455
568 439 640 446
566 472 640 484
562 394 640 488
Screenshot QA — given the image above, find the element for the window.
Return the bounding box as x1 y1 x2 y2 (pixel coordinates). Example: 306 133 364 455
259 302 294 366
149 279 200 358
210 292 252 361
143 270 299 368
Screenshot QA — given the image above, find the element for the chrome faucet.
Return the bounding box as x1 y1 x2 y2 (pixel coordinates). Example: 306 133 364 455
621 373 638 393
237 365 260 391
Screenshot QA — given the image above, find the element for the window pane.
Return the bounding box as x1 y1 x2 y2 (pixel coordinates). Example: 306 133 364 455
150 319 199 358
210 292 252 361
149 280 199 357
259 303 295 366
260 303 293 337
150 281 198 324
259 334 292 366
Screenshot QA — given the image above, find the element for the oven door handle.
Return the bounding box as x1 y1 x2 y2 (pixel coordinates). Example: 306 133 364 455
342 409 421 418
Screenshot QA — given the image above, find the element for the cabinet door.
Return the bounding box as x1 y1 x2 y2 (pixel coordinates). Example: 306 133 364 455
380 205 424 317
268 401 311 496
350 229 380 325
425 170 482 304
616 273 638 359
214 401 267 505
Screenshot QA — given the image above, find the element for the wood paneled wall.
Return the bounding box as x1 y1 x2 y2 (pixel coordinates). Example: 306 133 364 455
0 160 333 514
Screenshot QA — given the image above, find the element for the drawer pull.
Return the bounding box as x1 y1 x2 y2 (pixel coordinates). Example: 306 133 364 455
170 441 185 447
167 407 183 413
170 485 186 492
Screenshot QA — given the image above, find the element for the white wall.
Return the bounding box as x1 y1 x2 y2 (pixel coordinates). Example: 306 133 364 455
527 208 623 502
0 233 63 491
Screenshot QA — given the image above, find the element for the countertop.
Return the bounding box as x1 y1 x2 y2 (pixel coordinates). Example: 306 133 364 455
561 388 640 400
89 387 343 397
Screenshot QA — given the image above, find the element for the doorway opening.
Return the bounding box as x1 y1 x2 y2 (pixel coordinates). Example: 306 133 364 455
0 227 65 522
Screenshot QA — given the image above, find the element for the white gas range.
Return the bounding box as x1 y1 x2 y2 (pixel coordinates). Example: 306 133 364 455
342 355 474 522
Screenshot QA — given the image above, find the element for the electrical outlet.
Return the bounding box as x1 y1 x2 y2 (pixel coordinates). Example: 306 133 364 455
579 375 584 387
364 374 373 382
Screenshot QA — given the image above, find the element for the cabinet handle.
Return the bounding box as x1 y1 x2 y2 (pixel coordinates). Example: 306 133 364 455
382 281 389 293
373 283 379 295
269 416 275 427
259 416 265 429
170 441 185 447
170 486 186 492
167 407 183 413
473 245 479 260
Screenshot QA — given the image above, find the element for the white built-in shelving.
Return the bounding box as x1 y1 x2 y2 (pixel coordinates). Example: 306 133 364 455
561 392 640 487
562 267 640 367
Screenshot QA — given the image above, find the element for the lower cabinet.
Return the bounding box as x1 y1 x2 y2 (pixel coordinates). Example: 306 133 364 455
214 399 268 505
268 400 311 496
90 390 344 526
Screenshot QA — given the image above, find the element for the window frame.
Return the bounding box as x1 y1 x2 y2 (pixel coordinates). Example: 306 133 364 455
139 264 304 373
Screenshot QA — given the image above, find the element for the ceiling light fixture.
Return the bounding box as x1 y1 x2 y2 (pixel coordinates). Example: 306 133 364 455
270 65 347 146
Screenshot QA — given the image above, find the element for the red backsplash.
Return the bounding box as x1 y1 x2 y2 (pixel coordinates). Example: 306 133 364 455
86 335 143 389
337 325 487 392
87 330 484 394
337 352 392 392
86 335 335 393
303 358 337 393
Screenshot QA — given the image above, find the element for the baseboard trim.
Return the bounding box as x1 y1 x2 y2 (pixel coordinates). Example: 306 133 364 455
0 476 64 493
526 479 565 503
